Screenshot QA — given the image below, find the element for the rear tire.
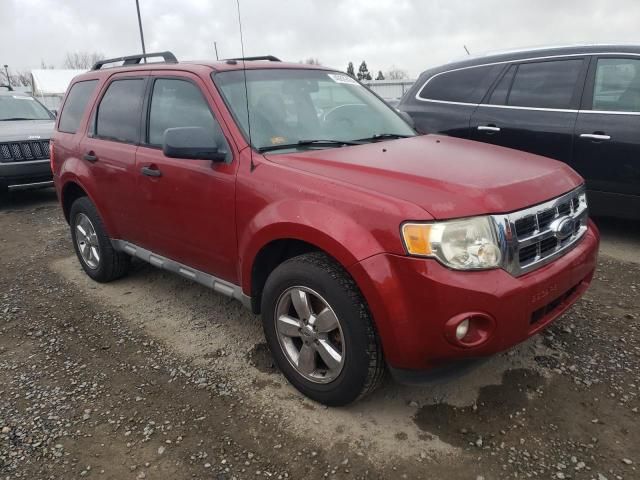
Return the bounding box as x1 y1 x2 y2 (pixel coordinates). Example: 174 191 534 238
69 196 129 282
261 252 384 406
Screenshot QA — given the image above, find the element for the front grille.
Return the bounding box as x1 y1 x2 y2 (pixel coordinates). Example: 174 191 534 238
0 140 50 162
493 187 589 276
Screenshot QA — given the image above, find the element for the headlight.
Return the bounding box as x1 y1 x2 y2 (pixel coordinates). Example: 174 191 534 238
401 216 502 270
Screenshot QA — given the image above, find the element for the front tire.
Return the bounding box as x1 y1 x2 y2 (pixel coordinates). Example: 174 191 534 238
69 196 129 282
261 252 384 406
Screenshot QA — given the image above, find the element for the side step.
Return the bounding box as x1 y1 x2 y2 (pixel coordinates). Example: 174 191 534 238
111 239 251 309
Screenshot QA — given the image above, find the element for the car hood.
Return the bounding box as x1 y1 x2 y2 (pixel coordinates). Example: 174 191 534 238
0 120 55 142
265 135 584 219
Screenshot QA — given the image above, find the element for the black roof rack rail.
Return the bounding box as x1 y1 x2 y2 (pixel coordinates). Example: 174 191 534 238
92 51 178 70
224 55 281 63
0 84 14 92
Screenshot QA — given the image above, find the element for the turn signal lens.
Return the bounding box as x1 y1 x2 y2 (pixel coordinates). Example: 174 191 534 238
401 224 432 256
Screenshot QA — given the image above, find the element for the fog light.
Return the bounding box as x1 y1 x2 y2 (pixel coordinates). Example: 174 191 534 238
455 319 470 340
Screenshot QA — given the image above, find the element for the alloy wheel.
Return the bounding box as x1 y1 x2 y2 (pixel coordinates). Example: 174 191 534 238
75 213 101 270
274 286 345 384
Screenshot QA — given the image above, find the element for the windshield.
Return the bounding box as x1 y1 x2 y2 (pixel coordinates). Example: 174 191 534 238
0 95 53 121
214 69 414 152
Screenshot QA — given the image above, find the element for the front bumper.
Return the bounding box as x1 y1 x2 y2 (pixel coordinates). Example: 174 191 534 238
0 159 53 189
350 220 600 371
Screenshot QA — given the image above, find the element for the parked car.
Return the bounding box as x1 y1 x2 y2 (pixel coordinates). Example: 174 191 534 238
0 89 55 194
398 44 640 220
51 52 599 406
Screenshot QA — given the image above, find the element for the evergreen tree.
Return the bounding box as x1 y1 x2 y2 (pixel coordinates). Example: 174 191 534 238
357 61 371 81
375 70 385 80
346 62 355 78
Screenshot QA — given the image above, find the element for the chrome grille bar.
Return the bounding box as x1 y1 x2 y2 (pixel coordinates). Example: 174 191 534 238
492 186 589 276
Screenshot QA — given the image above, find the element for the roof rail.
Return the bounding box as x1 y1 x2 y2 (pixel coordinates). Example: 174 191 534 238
0 84 14 92
224 55 281 63
92 51 178 70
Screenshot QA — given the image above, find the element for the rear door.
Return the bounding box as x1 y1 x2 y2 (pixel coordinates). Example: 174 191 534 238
134 71 239 282
573 56 640 205
79 72 148 243
470 57 588 164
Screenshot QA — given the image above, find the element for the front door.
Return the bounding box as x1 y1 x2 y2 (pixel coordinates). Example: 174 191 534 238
573 56 640 207
470 58 588 165
135 73 239 283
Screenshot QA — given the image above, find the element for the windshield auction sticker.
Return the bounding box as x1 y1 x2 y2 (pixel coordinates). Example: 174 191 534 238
327 73 361 86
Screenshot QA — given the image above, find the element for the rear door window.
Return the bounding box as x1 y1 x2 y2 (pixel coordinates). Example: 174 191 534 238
147 78 225 147
507 59 583 109
95 78 146 143
418 65 501 103
58 80 98 133
592 58 640 112
487 65 516 105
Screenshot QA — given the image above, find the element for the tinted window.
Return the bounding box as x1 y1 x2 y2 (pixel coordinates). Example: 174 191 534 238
148 79 223 146
419 65 499 103
592 58 640 112
488 65 516 105
96 79 145 143
508 59 583 109
58 80 98 133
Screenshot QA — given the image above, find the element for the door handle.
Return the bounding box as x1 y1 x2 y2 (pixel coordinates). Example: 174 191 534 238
580 133 611 141
83 152 98 163
477 125 501 132
141 166 162 177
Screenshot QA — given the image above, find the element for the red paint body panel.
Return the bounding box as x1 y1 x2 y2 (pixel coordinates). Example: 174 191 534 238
349 221 599 369
52 60 600 373
270 135 583 219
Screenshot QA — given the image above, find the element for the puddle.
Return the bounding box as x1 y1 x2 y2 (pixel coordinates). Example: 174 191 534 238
413 369 544 447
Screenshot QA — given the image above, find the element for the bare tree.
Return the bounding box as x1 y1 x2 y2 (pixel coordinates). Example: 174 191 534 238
63 51 105 70
385 67 409 80
15 71 32 88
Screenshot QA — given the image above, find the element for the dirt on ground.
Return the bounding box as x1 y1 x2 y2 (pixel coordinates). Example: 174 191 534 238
0 189 638 480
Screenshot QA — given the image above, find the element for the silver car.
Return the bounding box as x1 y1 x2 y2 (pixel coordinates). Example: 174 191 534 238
0 89 55 194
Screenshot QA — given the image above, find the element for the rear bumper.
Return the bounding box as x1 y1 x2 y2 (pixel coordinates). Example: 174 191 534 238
350 220 600 371
0 159 53 188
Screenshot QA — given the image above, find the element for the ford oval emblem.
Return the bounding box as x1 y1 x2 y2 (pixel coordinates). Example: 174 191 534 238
553 217 575 240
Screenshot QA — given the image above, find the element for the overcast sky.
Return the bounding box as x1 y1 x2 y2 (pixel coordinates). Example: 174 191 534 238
2 0 639 77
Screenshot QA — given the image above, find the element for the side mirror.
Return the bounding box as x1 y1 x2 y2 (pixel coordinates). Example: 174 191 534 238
162 127 227 162
396 109 415 129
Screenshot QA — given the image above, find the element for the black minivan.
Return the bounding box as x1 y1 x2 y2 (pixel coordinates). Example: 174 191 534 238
398 45 640 220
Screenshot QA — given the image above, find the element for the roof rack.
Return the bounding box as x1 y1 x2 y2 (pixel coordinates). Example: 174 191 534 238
224 55 281 63
0 84 14 92
92 51 178 70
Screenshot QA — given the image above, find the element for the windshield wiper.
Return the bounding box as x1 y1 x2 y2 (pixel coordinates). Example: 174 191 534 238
354 133 413 142
1 117 33 121
258 139 362 153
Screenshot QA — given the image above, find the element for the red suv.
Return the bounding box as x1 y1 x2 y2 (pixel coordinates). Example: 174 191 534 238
52 52 599 406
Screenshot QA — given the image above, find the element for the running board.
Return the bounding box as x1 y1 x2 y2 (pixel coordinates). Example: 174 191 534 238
111 239 251 309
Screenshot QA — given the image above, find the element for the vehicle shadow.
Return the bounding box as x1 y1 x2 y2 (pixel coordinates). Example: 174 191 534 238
592 215 640 264
0 188 58 213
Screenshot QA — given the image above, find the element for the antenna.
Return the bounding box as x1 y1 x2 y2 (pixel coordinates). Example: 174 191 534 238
463 45 471 56
214 41 219 60
235 0 256 172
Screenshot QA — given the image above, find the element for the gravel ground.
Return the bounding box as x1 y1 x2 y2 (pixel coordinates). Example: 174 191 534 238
0 189 638 480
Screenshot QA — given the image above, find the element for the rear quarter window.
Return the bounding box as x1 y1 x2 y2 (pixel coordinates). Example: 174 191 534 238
58 80 98 134
418 65 501 104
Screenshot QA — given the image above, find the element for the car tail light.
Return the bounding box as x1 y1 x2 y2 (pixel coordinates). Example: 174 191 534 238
49 140 55 171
